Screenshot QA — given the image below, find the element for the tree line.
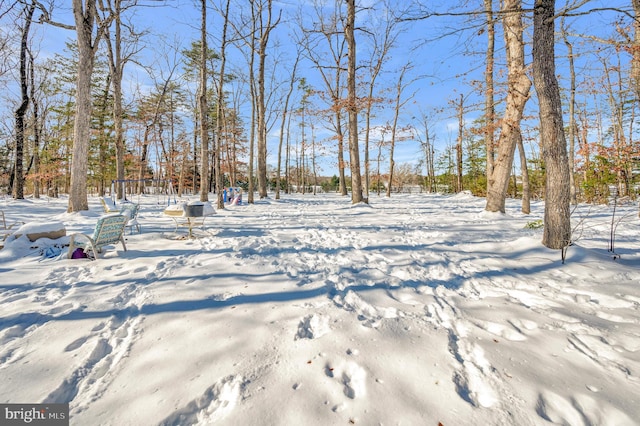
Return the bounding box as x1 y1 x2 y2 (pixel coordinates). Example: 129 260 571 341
0 0 638 251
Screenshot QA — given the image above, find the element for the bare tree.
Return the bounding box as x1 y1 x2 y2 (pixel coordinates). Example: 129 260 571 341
0 1 20 77
28 47 44 199
136 62 178 194
39 1 113 211
100 0 143 201
253 0 280 199
345 0 363 203
198 0 209 202
631 0 640 103
362 0 402 201
13 0 36 200
416 110 436 192
485 0 531 213
386 63 414 198
69 1 113 211
275 49 300 200
560 17 578 205
455 93 464 193
516 133 530 213
297 0 348 196
533 0 571 251
484 0 496 189
214 0 231 209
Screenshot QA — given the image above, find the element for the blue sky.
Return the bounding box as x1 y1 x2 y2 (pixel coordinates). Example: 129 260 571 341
8 0 636 179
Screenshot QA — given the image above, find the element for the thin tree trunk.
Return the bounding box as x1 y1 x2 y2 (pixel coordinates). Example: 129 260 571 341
345 0 363 204
632 0 640 103
215 0 231 208
517 134 530 214
256 0 279 199
484 0 496 188
247 6 257 204
199 0 209 202
456 94 464 193
14 1 36 200
29 49 41 199
102 0 127 201
561 20 577 205
386 65 410 198
276 55 299 200
335 111 347 196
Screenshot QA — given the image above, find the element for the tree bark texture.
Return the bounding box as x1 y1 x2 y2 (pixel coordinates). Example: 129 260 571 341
68 0 98 212
561 23 577 205
103 0 126 201
517 134 530 214
456 94 464 193
345 0 363 203
485 0 531 213
199 0 209 202
14 1 36 200
484 0 496 188
632 0 640 103
533 0 572 250
215 0 231 209
256 0 278 199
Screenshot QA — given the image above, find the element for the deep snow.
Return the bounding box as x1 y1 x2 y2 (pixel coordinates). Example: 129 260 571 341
0 192 639 425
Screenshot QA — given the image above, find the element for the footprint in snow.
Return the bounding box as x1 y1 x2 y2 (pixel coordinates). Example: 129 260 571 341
536 390 635 425
295 314 331 340
325 360 367 399
158 375 245 426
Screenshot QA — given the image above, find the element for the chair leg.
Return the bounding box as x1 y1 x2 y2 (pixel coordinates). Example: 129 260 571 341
88 240 99 260
67 236 77 259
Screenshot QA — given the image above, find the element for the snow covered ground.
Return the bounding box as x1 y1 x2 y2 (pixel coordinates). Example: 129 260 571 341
0 192 639 425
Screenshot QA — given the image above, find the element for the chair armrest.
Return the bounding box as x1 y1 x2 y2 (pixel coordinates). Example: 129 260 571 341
67 233 96 259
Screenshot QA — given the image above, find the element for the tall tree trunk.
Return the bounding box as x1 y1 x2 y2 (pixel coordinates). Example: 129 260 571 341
632 0 640 103
29 49 41 199
14 1 36 200
561 20 577 205
137 78 173 194
345 0 363 204
336 111 347 196
256 1 267 199
276 55 299 200
103 0 126 201
256 0 279 199
69 0 100 212
484 0 496 188
517 134 530 214
312 123 318 194
215 0 231 209
247 7 257 204
199 0 209 202
297 4 347 196
626 4 637 214
485 0 531 213
533 0 572 250
456 94 464 193
386 64 410 198
362 4 398 200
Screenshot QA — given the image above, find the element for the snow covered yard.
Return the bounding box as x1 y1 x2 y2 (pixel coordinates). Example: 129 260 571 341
0 192 639 425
